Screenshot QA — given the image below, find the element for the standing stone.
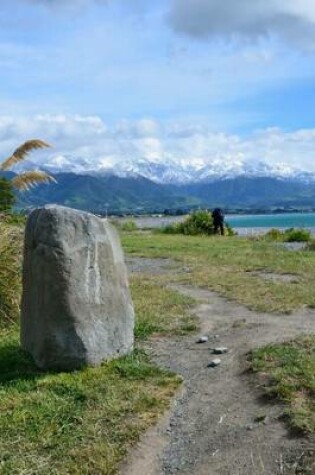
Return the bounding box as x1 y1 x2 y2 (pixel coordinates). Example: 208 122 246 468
21 205 135 370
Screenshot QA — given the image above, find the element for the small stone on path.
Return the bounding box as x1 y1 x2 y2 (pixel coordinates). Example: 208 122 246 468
197 336 208 344
208 358 221 368
212 347 229 354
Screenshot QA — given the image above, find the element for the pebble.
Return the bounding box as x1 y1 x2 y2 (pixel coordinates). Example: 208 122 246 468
197 336 208 343
208 358 221 367
254 414 267 423
212 347 229 354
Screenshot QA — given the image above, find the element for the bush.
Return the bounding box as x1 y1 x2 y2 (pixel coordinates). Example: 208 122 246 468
0 224 23 326
111 219 138 232
161 210 214 236
162 210 234 236
0 178 15 212
225 222 237 236
119 220 138 232
0 212 26 226
264 228 284 241
306 240 315 251
264 227 311 243
284 228 311 242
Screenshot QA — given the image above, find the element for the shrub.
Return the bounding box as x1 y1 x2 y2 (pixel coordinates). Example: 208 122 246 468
306 240 315 251
225 222 237 236
264 228 284 241
0 212 26 226
161 223 182 234
284 228 311 242
264 227 311 243
163 210 214 236
0 178 15 212
119 220 138 232
0 224 23 326
162 210 235 236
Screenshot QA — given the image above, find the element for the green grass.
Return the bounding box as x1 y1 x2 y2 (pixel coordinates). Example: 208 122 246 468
122 232 315 313
0 224 195 474
0 326 181 474
1 224 315 471
251 336 315 433
131 274 197 339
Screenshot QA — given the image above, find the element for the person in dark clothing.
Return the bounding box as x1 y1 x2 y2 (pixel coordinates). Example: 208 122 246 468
212 208 225 235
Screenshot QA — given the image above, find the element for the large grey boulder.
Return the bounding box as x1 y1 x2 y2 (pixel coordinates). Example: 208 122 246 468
21 205 135 370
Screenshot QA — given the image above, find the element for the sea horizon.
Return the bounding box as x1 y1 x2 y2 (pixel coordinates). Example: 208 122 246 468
124 211 315 235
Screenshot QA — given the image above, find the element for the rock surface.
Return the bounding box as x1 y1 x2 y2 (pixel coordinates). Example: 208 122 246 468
21 205 134 370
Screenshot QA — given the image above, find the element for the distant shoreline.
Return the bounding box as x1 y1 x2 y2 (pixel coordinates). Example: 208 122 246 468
117 213 315 236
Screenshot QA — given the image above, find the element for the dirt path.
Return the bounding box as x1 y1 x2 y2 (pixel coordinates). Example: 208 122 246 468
120 258 315 475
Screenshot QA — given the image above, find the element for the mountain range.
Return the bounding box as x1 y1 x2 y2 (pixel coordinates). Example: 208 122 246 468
95 157 315 185
2 157 315 213
25 155 315 185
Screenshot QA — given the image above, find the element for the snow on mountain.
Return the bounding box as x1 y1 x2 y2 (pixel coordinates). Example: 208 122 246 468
21 154 315 184
94 157 315 184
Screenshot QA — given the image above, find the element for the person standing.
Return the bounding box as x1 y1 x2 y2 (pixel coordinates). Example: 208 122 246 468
212 208 225 235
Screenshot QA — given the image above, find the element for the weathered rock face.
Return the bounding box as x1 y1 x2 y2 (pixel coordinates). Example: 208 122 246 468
20 205 135 370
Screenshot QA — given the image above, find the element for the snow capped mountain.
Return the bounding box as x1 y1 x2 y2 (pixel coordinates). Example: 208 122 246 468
95 157 315 184
23 153 315 185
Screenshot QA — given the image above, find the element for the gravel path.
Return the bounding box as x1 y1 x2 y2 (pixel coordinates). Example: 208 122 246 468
120 258 315 475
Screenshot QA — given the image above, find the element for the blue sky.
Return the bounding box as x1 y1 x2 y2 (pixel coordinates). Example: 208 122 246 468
1 0 315 172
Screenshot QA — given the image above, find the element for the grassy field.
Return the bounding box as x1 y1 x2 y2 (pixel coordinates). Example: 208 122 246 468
0 223 314 473
122 231 315 313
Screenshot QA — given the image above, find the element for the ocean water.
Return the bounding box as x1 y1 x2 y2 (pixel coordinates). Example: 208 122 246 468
127 212 315 235
226 213 315 229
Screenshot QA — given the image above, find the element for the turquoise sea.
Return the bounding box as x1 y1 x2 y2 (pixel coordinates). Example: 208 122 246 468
226 213 315 233
128 213 315 235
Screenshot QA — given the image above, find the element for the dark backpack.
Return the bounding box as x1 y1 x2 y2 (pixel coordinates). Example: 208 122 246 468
212 208 224 221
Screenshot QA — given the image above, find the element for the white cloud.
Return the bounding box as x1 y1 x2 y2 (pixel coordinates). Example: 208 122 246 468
168 0 315 49
1 114 315 175
114 119 160 139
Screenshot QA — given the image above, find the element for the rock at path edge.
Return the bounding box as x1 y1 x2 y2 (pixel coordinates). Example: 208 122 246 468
21 205 135 371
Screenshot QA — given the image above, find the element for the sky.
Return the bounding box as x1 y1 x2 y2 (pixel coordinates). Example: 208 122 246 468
1 0 315 173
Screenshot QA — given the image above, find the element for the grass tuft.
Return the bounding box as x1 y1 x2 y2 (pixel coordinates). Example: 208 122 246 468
131 273 197 339
0 223 23 326
0 327 181 474
251 335 315 433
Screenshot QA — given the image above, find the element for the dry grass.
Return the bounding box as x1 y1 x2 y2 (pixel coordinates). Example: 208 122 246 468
0 139 51 170
0 223 23 326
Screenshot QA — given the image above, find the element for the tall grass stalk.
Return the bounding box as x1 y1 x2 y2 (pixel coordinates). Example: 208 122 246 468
0 224 23 326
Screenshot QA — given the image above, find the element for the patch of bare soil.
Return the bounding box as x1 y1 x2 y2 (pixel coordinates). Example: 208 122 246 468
126 257 178 275
249 270 300 283
120 258 315 475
